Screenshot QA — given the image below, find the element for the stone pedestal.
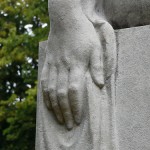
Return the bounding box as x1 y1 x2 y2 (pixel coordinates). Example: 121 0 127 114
116 25 150 150
36 25 150 150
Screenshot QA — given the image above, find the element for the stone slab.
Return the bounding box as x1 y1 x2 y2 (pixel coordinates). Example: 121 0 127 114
116 25 150 150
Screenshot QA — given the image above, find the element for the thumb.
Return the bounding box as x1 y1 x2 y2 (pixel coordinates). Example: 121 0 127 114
90 45 104 89
99 22 116 78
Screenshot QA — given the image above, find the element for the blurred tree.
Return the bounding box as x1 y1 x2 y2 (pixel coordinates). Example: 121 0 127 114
0 0 49 149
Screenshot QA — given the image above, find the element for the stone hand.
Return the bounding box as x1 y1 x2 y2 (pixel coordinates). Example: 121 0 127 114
40 24 104 130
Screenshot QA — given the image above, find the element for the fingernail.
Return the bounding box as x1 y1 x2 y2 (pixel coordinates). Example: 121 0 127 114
99 83 104 89
98 76 105 89
66 121 73 130
75 115 81 125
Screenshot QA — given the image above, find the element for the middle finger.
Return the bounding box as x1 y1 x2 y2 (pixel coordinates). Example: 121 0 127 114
57 65 74 130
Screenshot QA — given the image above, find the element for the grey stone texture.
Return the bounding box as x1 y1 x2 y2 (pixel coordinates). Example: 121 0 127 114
36 25 150 150
36 40 117 150
104 0 150 28
60 0 150 29
38 1 118 149
116 25 150 150
36 1 150 149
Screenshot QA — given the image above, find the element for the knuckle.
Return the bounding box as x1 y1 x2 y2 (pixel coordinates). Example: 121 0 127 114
51 102 58 108
69 84 79 94
64 111 71 118
41 80 48 92
43 89 49 94
57 89 67 99
48 86 55 95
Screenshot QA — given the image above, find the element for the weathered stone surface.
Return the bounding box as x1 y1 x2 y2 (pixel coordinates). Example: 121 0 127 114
37 1 150 149
39 1 117 150
36 25 150 150
116 25 150 150
36 40 117 150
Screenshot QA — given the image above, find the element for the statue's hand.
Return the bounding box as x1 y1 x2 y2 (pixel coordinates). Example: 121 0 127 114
40 27 104 130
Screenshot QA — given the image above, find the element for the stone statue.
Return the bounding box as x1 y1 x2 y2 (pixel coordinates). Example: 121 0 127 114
36 0 150 150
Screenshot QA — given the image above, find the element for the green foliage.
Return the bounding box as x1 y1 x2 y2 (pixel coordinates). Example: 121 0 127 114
0 0 49 149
